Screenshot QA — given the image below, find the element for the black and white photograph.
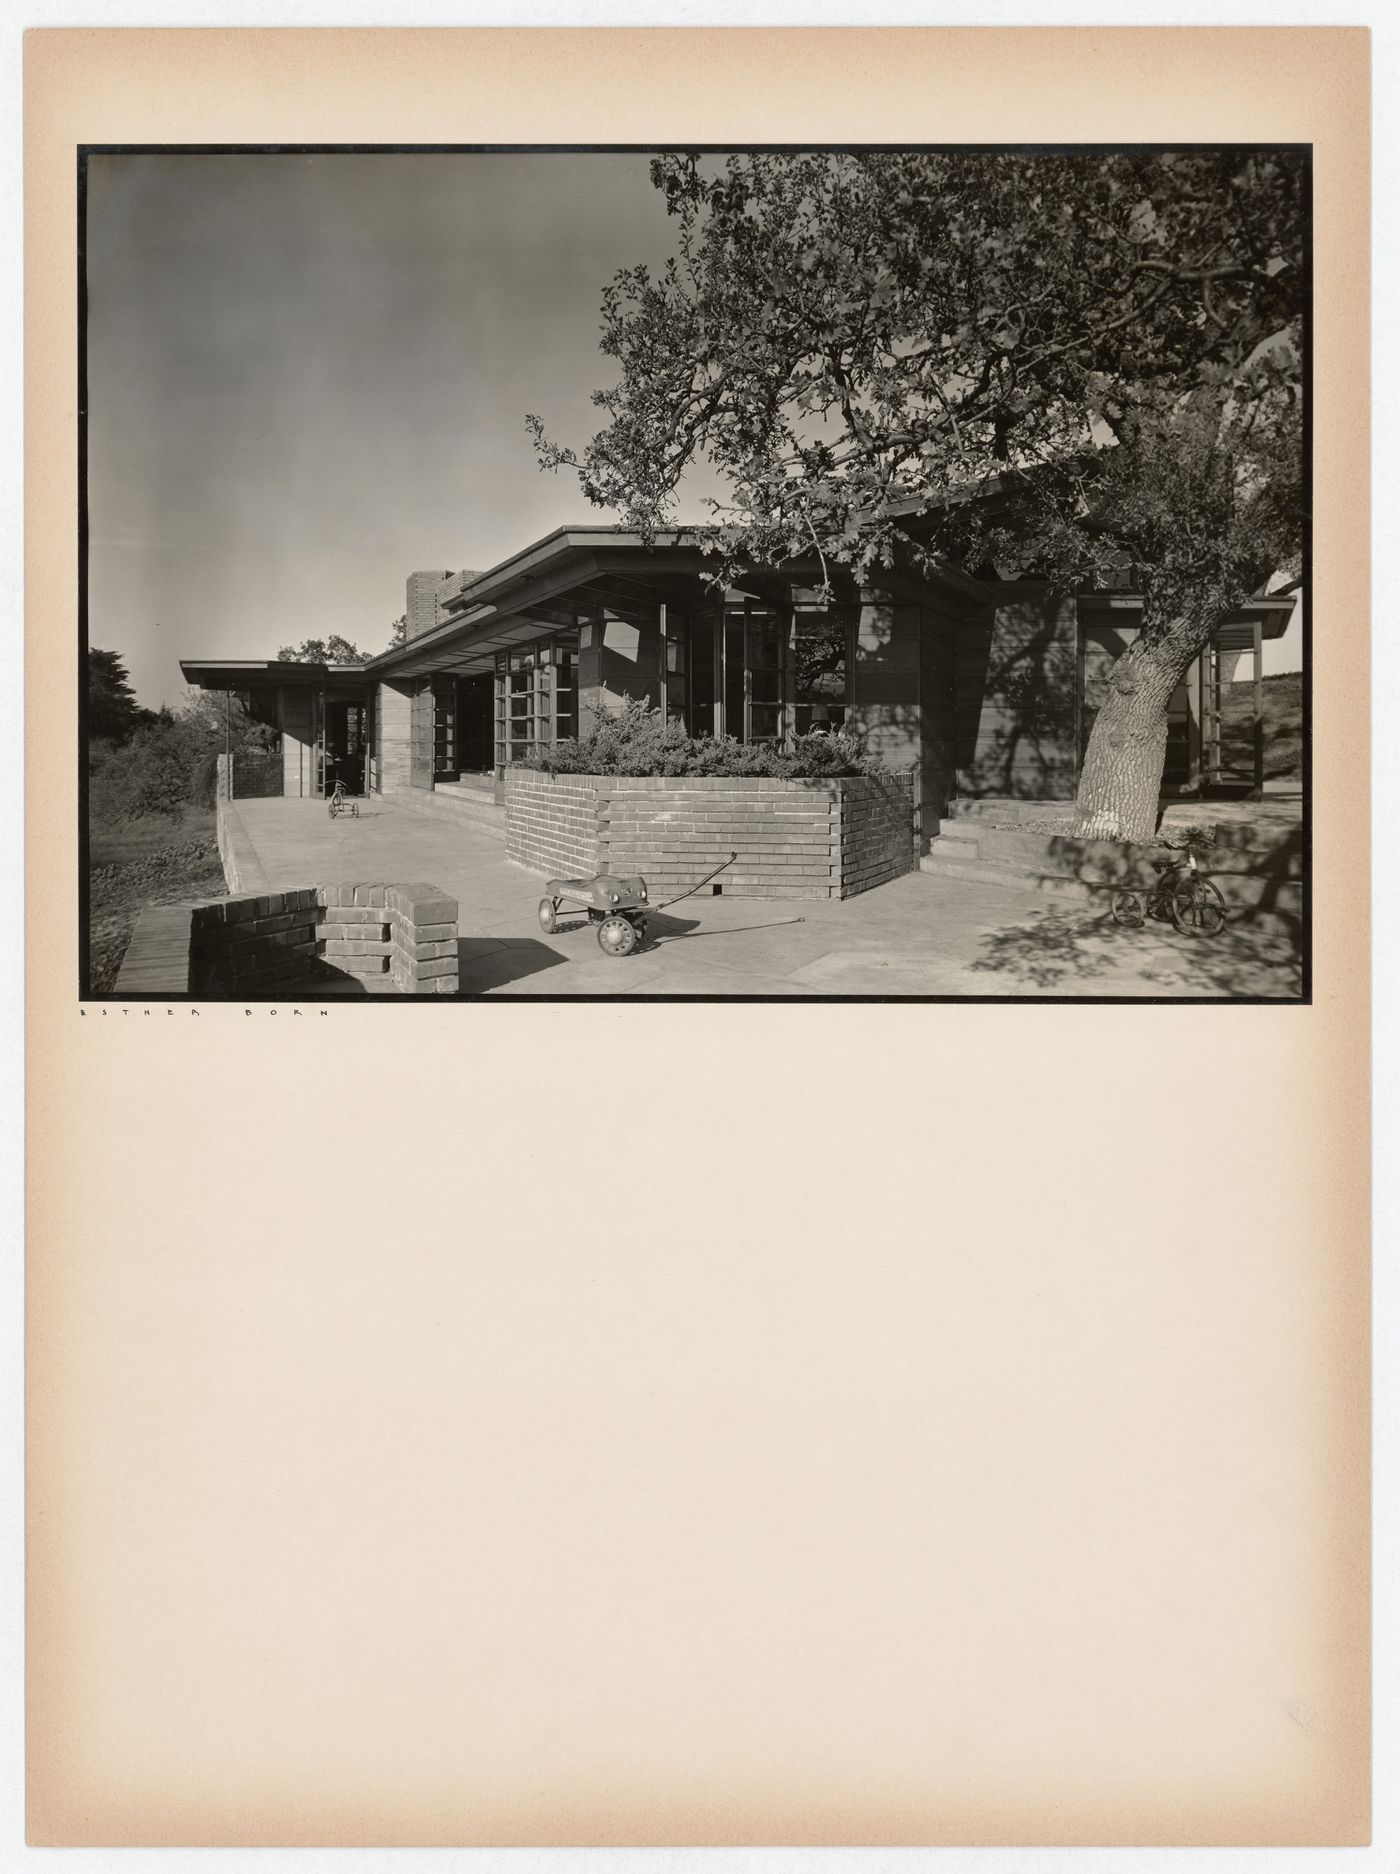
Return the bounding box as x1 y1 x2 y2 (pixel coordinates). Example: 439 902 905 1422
82 144 1309 1000
27 22 1377 1864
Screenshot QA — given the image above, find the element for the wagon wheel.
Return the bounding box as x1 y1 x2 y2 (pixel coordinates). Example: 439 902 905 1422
1170 879 1227 937
1110 888 1145 929
597 914 638 957
538 897 559 935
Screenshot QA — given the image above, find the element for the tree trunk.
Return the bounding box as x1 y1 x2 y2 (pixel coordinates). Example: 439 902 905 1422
1074 605 1217 844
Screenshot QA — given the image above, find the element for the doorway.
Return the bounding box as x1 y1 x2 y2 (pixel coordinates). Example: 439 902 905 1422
315 696 368 796
458 674 494 772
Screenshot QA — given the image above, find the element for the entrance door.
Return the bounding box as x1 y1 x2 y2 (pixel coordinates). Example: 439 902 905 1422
723 602 783 742
457 675 495 771
319 698 368 795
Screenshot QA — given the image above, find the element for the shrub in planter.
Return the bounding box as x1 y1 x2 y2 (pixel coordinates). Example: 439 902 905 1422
518 697 881 779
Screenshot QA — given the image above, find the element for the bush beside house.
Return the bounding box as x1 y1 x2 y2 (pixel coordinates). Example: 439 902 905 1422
509 706 916 900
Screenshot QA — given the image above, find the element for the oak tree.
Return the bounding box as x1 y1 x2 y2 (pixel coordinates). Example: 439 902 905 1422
277 635 371 665
530 150 1304 841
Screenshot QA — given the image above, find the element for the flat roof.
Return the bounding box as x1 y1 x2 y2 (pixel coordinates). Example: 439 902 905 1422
180 659 376 690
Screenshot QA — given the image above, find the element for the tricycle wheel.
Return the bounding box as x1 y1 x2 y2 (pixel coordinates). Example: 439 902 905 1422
1110 888 1144 928
597 914 638 957
1170 878 1226 937
538 897 558 935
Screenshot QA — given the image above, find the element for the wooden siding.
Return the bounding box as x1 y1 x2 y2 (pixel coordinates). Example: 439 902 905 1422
409 679 435 789
954 592 1079 800
917 604 960 827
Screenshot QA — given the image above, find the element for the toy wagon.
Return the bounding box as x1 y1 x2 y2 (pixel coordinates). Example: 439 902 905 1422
537 853 735 957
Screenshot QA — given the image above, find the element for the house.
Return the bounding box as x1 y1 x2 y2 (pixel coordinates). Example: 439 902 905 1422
180 517 1295 841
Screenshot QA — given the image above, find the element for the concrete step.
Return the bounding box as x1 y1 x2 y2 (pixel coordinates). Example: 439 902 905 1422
919 845 1303 920
919 852 1091 900
945 797 1301 857
439 774 498 799
924 832 981 863
952 823 1304 878
384 784 506 840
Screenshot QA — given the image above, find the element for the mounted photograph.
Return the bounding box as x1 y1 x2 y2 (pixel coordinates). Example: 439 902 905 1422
81 145 1308 1000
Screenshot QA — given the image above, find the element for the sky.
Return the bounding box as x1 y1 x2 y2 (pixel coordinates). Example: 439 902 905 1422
86 148 1301 711
85 151 718 710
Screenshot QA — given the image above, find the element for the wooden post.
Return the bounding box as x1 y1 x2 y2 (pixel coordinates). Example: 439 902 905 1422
715 606 727 740
1252 617 1265 799
1185 652 1203 793
224 687 231 800
658 601 668 721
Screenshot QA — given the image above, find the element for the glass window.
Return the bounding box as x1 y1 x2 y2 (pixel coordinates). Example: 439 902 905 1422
792 610 850 736
493 636 580 763
554 642 575 743
723 603 786 743
664 628 688 723
724 613 745 739
688 616 716 737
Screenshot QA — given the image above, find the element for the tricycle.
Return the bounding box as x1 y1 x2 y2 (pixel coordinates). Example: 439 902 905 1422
1109 848 1227 937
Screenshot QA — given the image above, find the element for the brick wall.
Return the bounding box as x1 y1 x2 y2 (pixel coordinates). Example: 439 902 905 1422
406 570 454 641
183 882 459 996
505 769 605 877
505 771 917 900
604 777 839 900
838 772 920 896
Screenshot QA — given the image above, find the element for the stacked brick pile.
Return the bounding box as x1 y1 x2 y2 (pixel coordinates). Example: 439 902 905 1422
504 771 917 901
385 884 459 993
185 882 459 995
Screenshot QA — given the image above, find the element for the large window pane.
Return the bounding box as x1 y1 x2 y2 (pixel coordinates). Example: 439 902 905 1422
748 610 783 668
793 611 849 734
689 617 716 736
724 615 745 738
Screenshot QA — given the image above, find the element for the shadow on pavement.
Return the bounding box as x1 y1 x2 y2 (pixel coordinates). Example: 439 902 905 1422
457 936 566 991
644 914 808 948
968 905 1303 996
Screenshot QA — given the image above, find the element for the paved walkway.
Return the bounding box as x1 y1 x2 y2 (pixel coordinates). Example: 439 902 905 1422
229 799 1303 999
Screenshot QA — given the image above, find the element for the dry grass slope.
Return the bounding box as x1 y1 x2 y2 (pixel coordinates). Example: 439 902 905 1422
87 809 226 992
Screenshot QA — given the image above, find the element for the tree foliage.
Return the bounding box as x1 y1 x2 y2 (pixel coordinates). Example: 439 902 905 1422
277 635 371 665
87 690 277 825
530 150 1306 838
87 647 154 744
532 150 1303 590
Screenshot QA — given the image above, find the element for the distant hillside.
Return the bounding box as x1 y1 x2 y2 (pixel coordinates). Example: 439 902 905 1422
1218 670 1302 782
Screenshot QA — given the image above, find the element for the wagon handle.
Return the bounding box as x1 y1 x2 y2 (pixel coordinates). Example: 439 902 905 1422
653 852 737 911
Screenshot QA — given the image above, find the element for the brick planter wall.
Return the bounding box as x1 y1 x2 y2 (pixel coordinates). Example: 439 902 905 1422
504 771 917 900
504 769 604 877
154 882 462 997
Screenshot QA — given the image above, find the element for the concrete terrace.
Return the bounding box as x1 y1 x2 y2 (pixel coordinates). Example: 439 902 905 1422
211 797 1304 999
